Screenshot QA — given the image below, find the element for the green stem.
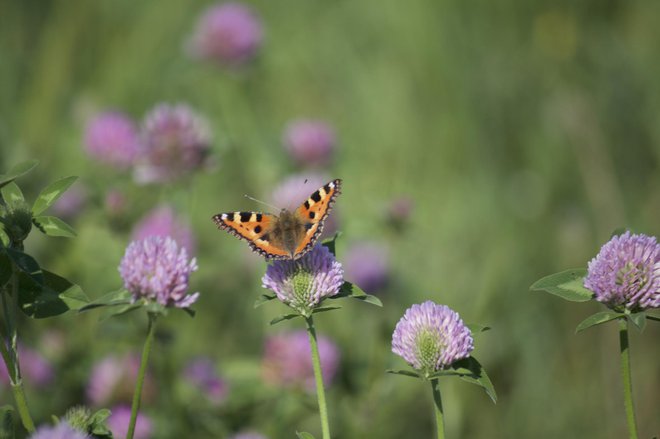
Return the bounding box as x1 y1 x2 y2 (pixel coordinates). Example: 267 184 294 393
127 312 157 439
430 378 446 439
305 316 331 439
619 318 639 439
11 381 35 433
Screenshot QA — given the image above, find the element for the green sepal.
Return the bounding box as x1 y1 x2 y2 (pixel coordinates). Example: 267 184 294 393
32 216 76 238
0 160 38 188
270 313 301 325
530 268 593 302
0 404 15 439
254 292 277 308
0 182 25 209
575 311 623 333
466 323 491 335
331 281 383 307
610 227 627 238
647 313 660 323
311 305 341 315
145 301 168 316
321 232 341 256
31 176 78 216
452 356 497 403
627 311 646 332
386 369 421 379
79 289 132 312
296 432 316 439
17 269 89 318
181 307 196 318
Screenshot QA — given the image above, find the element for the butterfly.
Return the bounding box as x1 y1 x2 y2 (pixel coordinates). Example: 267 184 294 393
213 179 341 260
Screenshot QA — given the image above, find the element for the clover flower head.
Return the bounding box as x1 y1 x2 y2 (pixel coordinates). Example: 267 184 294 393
183 357 228 404
29 422 87 439
108 405 152 439
262 330 339 391
135 103 211 183
187 2 263 66
584 231 660 310
392 301 473 372
345 241 390 293
283 119 336 168
119 236 199 308
132 205 195 255
84 111 139 169
262 245 343 313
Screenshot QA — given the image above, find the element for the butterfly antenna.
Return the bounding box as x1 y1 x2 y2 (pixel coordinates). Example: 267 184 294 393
244 194 280 211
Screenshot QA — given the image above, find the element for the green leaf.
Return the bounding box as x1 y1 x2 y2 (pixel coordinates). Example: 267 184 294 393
32 216 76 238
88 408 112 436
454 356 497 403
0 404 14 439
647 314 660 323
5 248 42 280
296 432 316 439
0 252 11 287
0 228 9 247
0 160 38 188
79 289 132 312
31 176 78 215
270 313 301 325
627 312 646 332
467 324 491 334
0 183 25 208
530 268 593 302
17 270 89 318
575 311 623 333
311 305 341 315
386 369 421 379
321 233 341 256
254 292 277 308
332 281 383 306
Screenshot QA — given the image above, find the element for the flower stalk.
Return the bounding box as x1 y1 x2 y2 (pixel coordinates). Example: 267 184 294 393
430 378 445 439
127 312 158 439
305 316 331 439
618 318 639 439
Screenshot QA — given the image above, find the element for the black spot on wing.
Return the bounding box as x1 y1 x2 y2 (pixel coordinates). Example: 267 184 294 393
256 213 262 222
240 212 252 222
305 223 313 231
309 211 315 219
310 191 322 203
304 200 310 210
254 225 262 234
324 183 332 193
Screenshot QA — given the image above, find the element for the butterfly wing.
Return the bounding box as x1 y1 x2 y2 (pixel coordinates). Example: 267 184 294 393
292 179 342 256
212 211 290 259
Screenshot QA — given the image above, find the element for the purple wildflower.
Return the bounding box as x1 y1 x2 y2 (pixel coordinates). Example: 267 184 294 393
119 236 199 308
283 119 336 168
584 231 660 310
84 111 139 169
392 301 474 372
262 330 339 392
1 346 54 388
135 103 212 183
108 405 153 439
262 245 343 313
344 241 390 293
270 173 338 238
51 184 87 220
87 353 154 406
132 205 196 255
29 422 87 439
187 2 263 66
183 357 228 404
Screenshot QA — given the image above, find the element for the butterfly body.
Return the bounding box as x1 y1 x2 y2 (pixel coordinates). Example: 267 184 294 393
213 179 341 260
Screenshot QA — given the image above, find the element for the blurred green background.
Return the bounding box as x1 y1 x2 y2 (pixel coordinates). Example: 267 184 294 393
2 0 660 437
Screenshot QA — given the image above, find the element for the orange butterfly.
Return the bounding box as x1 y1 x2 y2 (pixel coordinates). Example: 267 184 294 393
213 179 341 260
